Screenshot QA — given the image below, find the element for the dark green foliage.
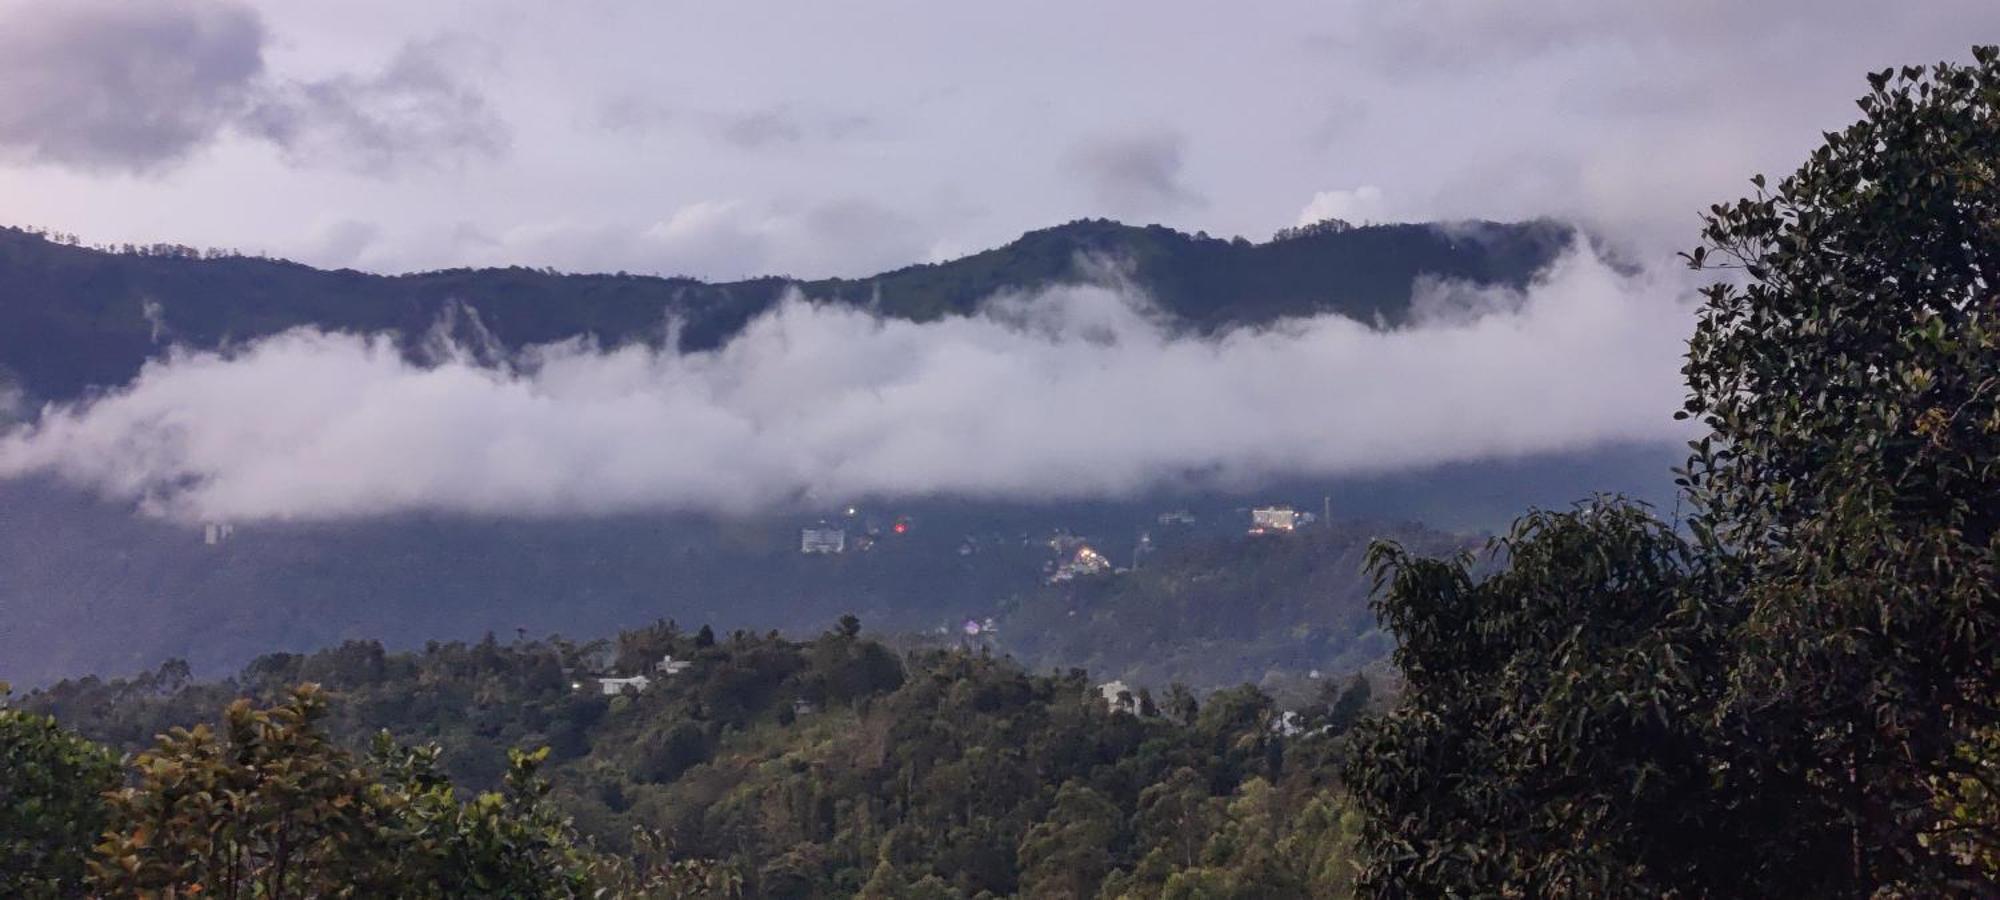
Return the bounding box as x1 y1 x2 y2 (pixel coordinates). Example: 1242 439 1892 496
1680 46 2000 891
0 692 121 898
26 620 1367 897
1296 674 1373 737
1348 46 2000 897
85 685 605 898
1325 677 1370 734
1345 505 1791 896
630 719 709 784
1016 781 1122 899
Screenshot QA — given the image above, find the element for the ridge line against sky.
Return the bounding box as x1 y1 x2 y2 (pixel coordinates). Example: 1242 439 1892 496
0 241 1700 521
2 214 1549 284
1 1 1996 280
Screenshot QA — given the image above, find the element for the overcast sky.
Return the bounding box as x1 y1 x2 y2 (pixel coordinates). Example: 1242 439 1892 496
2 1 1994 281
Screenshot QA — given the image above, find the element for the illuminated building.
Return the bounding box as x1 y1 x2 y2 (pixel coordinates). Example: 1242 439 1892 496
1250 506 1298 534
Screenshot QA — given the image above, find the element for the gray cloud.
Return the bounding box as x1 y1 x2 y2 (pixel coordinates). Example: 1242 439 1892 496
595 98 876 151
0 242 1695 521
1315 2 1781 75
591 95 676 134
0 2 505 175
1304 97 1369 152
309 219 384 269
1296 186 1394 226
359 196 930 281
0 0 266 172
1286 2 2000 252
242 38 510 174
728 109 873 150
1065 129 1206 216
7 3 1996 282
718 109 806 148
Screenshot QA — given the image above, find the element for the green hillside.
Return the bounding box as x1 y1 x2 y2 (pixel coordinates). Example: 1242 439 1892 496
18 620 1375 897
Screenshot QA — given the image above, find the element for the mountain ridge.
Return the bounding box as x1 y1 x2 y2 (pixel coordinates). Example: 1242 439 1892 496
0 214 1652 690
0 217 1573 404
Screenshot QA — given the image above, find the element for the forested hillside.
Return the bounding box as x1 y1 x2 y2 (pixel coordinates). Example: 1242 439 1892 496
1005 523 1468 690
16 619 1374 897
0 217 1571 404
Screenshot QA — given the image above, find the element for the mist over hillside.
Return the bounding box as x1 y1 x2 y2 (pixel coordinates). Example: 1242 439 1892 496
0 218 1573 404
0 217 1686 686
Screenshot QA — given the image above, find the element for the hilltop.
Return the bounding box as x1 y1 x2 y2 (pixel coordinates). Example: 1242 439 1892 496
0 217 1572 403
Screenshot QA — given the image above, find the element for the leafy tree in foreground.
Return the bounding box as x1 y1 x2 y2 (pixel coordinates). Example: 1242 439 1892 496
1344 505 1793 896
1684 47 2000 891
1 689 122 898
1349 45 2000 896
89 684 601 899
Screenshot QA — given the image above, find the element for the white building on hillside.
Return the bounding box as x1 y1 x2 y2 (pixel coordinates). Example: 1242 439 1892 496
656 654 692 675
1099 679 1139 715
1250 506 1298 534
599 675 652 695
1049 545 1113 583
800 524 846 554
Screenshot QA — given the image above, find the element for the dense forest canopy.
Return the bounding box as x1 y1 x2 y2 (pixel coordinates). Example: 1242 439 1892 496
12 619 1376 897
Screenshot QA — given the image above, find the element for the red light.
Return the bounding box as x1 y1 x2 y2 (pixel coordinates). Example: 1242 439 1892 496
893 522 908 534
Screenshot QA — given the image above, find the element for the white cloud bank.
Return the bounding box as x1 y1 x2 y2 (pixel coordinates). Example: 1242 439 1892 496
1298 186 1393 226
0 243 1696 521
